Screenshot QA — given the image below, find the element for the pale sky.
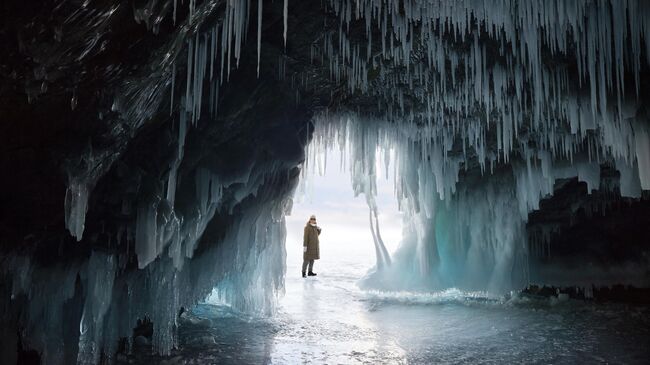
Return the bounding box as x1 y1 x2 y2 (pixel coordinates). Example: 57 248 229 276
285 147 403 275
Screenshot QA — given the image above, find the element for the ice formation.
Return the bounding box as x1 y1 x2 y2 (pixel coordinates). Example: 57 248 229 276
2 0 650 363
4 153 295 363
4 0 295 356
295 0 650 292
304 103 645 293
303 115 529 292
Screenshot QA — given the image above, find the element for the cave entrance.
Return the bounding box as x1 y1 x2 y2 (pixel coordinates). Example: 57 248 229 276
284 140 402 284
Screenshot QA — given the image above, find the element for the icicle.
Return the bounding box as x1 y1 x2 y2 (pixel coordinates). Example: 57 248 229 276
170 62 175 115
257 0 263 77
173 0 177 24
64 181 89 241
283 0 288 47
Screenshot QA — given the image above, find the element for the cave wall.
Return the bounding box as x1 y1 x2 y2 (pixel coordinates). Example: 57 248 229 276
1 0 320 362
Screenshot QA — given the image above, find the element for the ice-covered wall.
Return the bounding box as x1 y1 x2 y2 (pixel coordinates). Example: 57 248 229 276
0 2 308 363
1 0 311 362
1 95 306 363
2 179 293 364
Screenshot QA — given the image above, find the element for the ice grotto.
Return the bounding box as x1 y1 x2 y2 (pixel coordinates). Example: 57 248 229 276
1 0 650 363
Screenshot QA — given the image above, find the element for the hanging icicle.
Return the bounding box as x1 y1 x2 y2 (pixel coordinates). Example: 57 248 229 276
257 0 263 77
283 0 288 47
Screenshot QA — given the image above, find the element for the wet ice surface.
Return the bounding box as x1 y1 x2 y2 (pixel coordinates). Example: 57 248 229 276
123 252 650 364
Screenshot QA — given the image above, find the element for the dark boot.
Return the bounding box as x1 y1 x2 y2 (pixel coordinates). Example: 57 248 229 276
302 271 306 278
308 272 317 276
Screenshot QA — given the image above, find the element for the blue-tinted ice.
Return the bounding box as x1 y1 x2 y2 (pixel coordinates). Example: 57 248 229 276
121 253 650 364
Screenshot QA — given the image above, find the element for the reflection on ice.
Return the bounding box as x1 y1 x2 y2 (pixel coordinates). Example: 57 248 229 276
361 288 496 306
123 260 650 364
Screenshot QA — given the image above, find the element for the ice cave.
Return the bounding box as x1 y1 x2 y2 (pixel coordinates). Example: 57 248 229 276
1 0 650 363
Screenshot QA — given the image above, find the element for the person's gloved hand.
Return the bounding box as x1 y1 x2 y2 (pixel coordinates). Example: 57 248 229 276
303 246 307 253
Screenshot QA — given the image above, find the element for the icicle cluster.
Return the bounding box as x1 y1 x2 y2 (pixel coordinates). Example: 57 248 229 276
313 0 650 192
64 147 121 241
296 2 650 292
63 0 266 241
129 0 290 271
305 102 647 293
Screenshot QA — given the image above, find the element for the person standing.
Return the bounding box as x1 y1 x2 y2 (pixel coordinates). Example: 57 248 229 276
302 214 321 278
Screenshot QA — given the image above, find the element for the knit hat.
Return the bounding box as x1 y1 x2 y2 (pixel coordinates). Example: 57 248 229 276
310 214 316 219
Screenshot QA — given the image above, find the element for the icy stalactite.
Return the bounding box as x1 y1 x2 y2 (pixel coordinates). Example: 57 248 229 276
368 205 392 268
63 146 120 241
283 0 288 47
76 252 116 365
177 0 253 122
64 180 89 242
166 110 187 204
367 209 387 269
135 140 243 271
257 0 263 77
633 118 650 189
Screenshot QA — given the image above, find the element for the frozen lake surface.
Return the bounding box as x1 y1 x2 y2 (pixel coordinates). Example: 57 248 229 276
123 252 650 364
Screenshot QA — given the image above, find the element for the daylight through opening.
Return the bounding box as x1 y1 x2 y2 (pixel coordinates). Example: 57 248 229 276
288 123 402 285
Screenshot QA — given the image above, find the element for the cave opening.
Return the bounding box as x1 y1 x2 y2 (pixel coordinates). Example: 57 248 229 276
285 143 402 285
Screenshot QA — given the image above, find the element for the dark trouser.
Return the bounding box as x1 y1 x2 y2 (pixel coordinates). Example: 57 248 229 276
302 259 314 273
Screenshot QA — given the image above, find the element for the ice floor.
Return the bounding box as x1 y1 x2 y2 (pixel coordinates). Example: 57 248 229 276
122 248 650 365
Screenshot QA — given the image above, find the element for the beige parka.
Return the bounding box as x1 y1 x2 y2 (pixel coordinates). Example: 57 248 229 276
303 224 321 261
